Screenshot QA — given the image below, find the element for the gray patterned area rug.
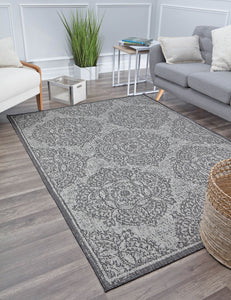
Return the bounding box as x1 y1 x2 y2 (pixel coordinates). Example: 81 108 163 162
8 95 231 291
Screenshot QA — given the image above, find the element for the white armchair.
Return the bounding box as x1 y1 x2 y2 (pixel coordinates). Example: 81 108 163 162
0 61 43 113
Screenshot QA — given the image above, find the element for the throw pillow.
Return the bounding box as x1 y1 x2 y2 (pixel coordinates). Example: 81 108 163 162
0 37 22 68
158 35 204 64
211 25 231 72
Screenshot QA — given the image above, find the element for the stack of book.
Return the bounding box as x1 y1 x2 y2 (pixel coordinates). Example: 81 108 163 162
121 37 153 47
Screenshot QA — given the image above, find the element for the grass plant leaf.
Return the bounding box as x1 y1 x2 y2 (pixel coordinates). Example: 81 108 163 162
59 9 103 67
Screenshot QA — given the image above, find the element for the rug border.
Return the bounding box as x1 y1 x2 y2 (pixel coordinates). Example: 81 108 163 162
7 94 230 292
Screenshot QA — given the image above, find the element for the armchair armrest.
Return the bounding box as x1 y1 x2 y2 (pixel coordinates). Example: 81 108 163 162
20 61 43 110
149 44 165 84
21 61 41 73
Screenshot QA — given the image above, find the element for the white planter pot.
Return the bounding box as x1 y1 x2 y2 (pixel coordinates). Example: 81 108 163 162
73 65 98 81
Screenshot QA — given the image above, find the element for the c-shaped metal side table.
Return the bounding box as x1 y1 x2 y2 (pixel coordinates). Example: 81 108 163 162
112 44 158 96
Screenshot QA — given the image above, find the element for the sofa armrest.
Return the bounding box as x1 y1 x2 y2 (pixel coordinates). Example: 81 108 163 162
149 44 165 84
20 61 43 110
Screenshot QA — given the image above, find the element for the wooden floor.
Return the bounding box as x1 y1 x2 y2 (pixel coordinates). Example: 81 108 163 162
0 72 231 300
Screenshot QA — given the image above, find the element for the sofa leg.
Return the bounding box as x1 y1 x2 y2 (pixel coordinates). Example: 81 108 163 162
36 93 43 111
156 89 164 101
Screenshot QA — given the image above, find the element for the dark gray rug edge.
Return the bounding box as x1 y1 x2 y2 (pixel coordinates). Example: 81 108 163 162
7 94 229 292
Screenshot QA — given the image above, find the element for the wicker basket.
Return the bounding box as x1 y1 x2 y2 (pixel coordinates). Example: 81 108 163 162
200 158 231 268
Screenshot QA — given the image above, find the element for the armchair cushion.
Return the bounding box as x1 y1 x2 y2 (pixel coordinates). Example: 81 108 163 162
0 37 22 68
0 67 40 103
154 62 210 87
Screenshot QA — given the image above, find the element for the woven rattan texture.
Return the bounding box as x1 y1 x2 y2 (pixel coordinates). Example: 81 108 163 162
201 158 231 268
200 196 231 268
207 158 231 219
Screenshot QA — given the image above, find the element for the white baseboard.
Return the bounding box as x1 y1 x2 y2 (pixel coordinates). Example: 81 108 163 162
41 53 149 80
41 66 74 81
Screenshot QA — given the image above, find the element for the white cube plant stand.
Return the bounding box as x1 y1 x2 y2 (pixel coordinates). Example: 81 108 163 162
112 42 159 96
48 76 86 105
73 65 98 81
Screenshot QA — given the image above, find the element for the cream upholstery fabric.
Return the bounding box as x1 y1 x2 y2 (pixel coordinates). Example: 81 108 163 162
0 87 40 113
0 37 22 68
211 25 231 72
0 67 40 112
158 35 204 64
0 67 40 103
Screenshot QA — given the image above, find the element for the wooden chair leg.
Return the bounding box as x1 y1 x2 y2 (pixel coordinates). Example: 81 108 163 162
156 89 164 101
36 82 43 110
36 94 43 111
21 61 43 111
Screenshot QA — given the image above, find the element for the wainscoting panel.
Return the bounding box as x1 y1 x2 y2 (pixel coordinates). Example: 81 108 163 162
158 4 229 37
96 3 152 54
20 4 88 62
0 4 14 42
3 0 231 79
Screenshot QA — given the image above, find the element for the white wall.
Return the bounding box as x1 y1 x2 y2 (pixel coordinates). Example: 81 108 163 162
0 0 154 79
1 0 231 80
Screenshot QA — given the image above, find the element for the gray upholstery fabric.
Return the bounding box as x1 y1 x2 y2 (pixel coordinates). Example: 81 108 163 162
149 26 216 85
149 44 165 83
155 76 231 122
193 26 217 65
155 63 210 87
149 25 231 121
188 72 231 104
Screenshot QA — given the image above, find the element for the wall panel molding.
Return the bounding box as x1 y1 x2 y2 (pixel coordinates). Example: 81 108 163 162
158 4 229 37
19 3 89 62
96 2 152 41
0 3 15 44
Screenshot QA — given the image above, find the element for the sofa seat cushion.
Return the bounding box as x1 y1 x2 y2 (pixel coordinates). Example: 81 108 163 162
0 67 40 103
188 72 231 104
154 62 210 87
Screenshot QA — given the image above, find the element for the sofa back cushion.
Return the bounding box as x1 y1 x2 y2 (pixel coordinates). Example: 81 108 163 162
193 26 218 65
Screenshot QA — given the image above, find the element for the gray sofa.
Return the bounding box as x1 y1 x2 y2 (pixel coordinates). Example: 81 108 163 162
150 26 231 122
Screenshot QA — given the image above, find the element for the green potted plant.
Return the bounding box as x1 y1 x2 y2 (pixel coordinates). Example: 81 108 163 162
60 9 103 80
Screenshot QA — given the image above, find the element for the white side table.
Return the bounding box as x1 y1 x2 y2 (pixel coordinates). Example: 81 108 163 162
112 42 159 96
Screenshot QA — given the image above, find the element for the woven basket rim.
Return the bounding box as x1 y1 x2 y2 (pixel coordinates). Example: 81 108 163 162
210 158 231 202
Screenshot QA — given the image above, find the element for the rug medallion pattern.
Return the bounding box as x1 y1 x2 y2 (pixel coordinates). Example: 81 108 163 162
8 95 231 291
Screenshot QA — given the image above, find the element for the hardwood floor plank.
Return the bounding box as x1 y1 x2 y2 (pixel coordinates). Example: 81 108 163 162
0 188 48 210
0 179 44 200
203 287 231 300
150 265 230 300
0 241 83 292
0 162 34 178
0 206 61 236
0 189 55 224
0 261 103 300
106 251 221 300
0 71 231 299
0 217 66 254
